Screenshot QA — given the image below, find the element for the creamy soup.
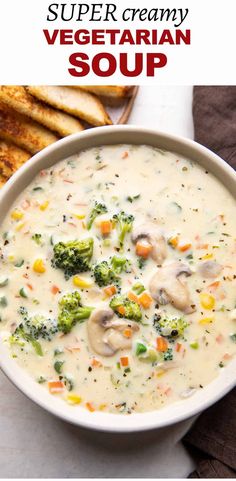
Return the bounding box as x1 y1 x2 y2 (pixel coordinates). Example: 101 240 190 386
0 145 236 414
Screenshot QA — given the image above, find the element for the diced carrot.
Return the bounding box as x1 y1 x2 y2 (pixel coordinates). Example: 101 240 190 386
139 292 152 309
223 353 232 361
91 358 103 368
127 291 139 303
164 387 172 397
122 151 129 159
216 334 224 344
156 337 168 352
207 281 220 291
135 240 152 258
120 356 129 367
178 242 192 252
51 285 60 295
86 402 95 412
168 235 179 248
48 381 64 394
175 342 182 352
26 283 33 291
196 243 209 250
100 220 112 236
104 285 117 297
123 328 132 338
117 305 126 316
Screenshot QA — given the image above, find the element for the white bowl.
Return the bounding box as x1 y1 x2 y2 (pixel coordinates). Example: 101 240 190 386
0 126 235 433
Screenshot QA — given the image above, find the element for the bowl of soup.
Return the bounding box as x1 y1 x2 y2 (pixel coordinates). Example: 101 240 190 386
0 125 235 432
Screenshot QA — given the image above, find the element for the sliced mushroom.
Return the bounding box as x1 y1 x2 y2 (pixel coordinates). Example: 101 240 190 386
131 222 167 264
149 262 195 314
198 260 222 279
87 307 139 356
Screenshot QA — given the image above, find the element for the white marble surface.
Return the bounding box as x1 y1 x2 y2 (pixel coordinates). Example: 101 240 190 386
0 86 196 479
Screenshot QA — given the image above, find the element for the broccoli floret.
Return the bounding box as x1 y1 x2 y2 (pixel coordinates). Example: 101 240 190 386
112 211 134 251
93 260 116 287
156 316 189 338
93 256 131 287
163 348 173 361
10 308 58 356
111 255 131 274
58 291 93 334
32 233 42 245
52 238 94 279
110 295 142 322
87 202 108 230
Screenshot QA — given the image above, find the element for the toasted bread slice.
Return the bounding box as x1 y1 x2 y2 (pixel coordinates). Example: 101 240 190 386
0 86 84 136
0 139 31 186
74 85 133 98
27 86 112 126
0 104 59 154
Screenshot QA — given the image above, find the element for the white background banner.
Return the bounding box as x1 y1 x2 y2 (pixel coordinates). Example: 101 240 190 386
0 0 235 84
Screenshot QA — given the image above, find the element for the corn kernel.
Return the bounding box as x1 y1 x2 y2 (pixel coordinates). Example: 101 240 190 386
200 293 215 310
67 394 82 405
202 253 213 260
39 201 49 211
15 222 25 232
199 317 214 325
73 276 92 288
11 210 24 221
73 213 85 220
33 259 46 273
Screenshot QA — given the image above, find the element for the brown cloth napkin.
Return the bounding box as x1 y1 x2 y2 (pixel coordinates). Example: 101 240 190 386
183 86 236 478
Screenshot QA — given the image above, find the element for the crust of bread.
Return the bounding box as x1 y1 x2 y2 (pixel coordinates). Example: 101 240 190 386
0 86 84 136
0 104 58 154
73 85 133 98
27 86 112 126
0 139 31 186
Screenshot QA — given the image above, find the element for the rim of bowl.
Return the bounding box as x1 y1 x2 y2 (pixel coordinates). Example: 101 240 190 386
0 125 235 433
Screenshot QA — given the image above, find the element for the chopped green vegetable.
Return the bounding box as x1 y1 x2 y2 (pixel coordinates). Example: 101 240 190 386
127 194 140 203
10 326 43 356
19 287 28 298
163 348 173 361
137 257 146 269
37 376 46 384
190 341 199 349
138 348 158 364
87 202 108 230
0 296 8 307
93 256 131 287
136 342 147 356
54 360 64 374
230 333 236 343
93 261 116 287
156 316 189 338
132 282 145 295
32 233 42 245
112 211 134 251
63 375 74 391
54 347 64 356
0 277 9 288
14 259 24 268
110 295 142 322
58 291 93 334
52 238 94 279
